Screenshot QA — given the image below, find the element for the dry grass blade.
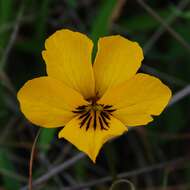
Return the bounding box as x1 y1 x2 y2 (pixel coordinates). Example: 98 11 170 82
142 0 190 54
109 179 135 190
136 0 190 53
0 3 25 70
62 156 189 190
29 129 41 190
21 152 85 190
168 85 190 107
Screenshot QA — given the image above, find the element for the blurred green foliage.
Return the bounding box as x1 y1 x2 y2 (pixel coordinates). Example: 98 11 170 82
0 149 20 189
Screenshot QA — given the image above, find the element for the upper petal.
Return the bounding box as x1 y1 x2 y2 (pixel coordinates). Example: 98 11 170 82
98 73 172 126
17 77 88 128
93 35 144 97
42 29 95 100
58 116 127 162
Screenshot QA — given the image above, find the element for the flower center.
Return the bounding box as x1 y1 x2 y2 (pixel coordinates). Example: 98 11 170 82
72 102 116 131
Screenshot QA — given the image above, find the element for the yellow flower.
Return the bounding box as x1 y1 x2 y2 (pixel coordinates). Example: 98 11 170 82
17 29 172 163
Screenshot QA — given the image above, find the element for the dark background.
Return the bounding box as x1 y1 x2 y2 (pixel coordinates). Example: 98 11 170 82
0 0 190 189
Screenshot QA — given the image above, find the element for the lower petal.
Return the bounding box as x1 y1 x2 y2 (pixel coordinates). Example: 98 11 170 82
58 116 127 162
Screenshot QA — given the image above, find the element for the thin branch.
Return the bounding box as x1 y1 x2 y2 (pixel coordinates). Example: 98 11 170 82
39 153 64 187
111 0 126 22
137 0 190 53
0 117 18 143
0 3 25 70
62 156 189 190
142 183 190 190
140 1 190 88
168 85 190 107
128 134 154 187
21 153 85 190
0 15 34 35
141 65 187 87
143 0 190 54
0 71 16 95
109 179 135 190
29 129 41 190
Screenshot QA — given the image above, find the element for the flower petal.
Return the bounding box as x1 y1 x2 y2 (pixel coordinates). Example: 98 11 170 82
98 73 172 126
17 77 88 128
93 35 143 97
58 116 127 162
42 29 95 99
113 111 153 127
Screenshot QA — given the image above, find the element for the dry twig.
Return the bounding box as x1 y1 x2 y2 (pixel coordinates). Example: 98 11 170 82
21 153 85 190
137 0 190 53
63 156 189 190
29 130 41 190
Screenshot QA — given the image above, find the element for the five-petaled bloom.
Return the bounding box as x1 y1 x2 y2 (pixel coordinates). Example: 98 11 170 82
17 29 172 163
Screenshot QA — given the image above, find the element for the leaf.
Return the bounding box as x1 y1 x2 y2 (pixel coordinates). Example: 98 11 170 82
35 0 51 47
67 0 77 8
38 128 56 153
90 0 117 44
